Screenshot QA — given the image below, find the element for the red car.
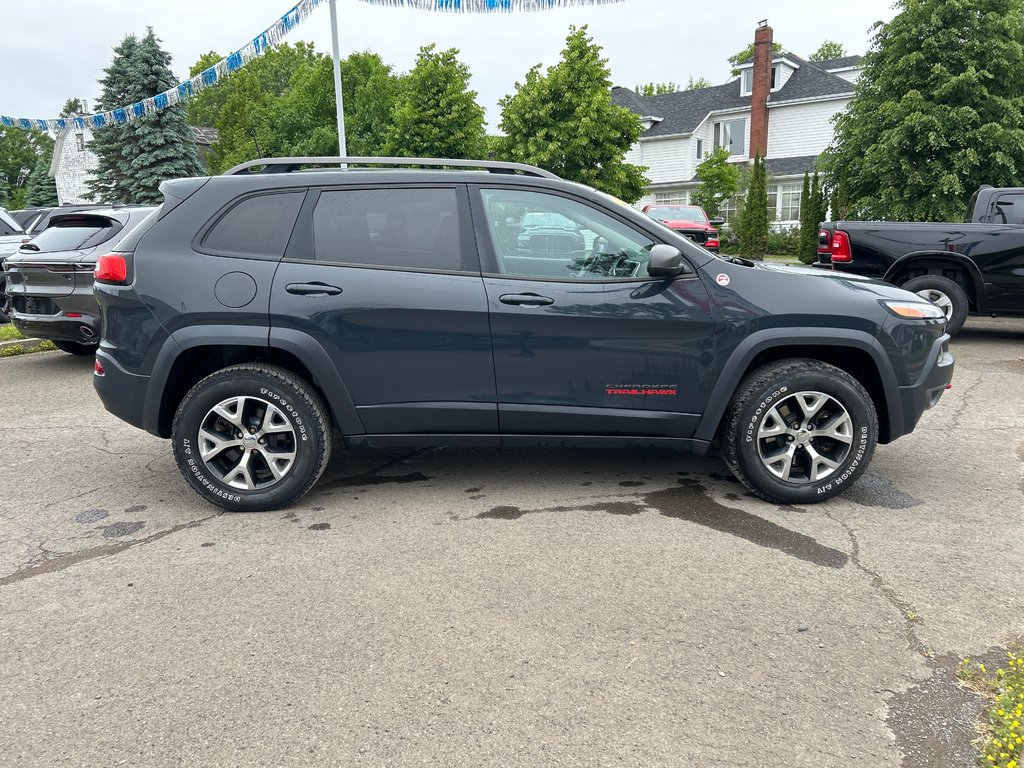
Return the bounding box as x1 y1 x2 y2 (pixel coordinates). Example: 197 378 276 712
642 204 723 252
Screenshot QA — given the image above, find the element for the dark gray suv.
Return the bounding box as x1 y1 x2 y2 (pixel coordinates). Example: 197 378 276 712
92 157 954 511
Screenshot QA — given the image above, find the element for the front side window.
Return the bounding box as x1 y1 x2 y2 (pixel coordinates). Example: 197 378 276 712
714 118 746 157
312 188 462 272
203 192 304 259
480 189 655 281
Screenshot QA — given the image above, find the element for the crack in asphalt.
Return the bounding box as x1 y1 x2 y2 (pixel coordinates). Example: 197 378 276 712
0 514 221 589
947 373 985 433
825 512 930 659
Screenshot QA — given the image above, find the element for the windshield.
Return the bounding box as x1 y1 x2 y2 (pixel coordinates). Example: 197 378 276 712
646 206 707 223
21 215 119 253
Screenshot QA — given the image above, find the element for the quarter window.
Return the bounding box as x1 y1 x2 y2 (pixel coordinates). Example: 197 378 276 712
993 194 1024 225
203 192 304 259
312 188 462 272
480 189 655 281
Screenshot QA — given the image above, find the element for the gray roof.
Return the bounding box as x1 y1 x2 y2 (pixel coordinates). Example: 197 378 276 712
817 55 863 70
688 154 819 183
613 53 856 139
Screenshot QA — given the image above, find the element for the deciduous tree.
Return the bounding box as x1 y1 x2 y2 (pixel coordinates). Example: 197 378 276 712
809 40 846 61
500 26 648 202
384 44 485 159
691 147 739 216
822 0 1024 221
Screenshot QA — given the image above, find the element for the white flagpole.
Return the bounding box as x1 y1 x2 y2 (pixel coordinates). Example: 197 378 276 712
328 0 347 164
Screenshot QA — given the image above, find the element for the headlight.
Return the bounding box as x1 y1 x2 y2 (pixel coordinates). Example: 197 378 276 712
881 300 947 320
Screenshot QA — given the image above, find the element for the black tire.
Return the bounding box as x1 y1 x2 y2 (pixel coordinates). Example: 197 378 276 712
721 359 878 504
901 275 969 335
171 363 332 512
53 340 99 355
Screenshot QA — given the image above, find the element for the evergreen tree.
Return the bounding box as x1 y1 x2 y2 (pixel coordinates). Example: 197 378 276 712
798 171 814 263
87 28 204 205
499 26 648 202
822 0 1024 221
0 176 10 208
383 44 485 160
691 147 740 216
24 159 58 207
739 154 769 259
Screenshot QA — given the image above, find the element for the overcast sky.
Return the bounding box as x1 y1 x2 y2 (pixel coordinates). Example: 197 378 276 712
3 0 898 128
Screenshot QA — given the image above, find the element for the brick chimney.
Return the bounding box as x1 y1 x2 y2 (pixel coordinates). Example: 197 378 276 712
749 20 773 159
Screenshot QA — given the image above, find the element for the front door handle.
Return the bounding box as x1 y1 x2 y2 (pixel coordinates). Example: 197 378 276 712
499 293 554 307
285 282 343 297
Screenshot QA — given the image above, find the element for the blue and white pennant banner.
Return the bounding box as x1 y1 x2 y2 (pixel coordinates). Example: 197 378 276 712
2 0 625 132
1 0 327 133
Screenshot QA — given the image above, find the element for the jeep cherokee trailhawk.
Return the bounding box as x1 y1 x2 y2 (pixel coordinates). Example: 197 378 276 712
92 157 955 511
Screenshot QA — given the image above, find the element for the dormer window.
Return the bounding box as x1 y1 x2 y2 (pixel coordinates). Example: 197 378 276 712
741 66 777 96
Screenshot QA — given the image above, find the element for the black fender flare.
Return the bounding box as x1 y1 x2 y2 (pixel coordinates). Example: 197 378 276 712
693 328 903 443
142 325 363 437
883 251 986 310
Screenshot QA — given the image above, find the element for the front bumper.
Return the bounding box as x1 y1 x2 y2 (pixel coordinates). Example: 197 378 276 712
893 334 955 440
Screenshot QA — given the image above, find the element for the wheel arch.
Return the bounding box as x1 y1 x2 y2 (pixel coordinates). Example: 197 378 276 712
696 330 902 445
883 251 985 311
144 326 363 439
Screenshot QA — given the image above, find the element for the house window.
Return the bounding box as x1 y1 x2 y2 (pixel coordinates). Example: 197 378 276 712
655 191 688 205
695 139 703 160
714 119 745 157
740 66 778 96
720 194 742 224
767 185 778 221
779 184 802 222
75 133 85 152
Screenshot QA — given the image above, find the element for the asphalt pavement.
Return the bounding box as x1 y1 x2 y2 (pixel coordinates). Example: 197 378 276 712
1 317 1022 767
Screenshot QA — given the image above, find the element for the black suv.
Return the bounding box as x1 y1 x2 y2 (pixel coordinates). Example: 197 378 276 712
93 157 955 511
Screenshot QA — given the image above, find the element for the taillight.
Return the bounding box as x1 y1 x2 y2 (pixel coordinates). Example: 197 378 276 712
817 229 831 254
830 230 853 263
94 359 105 376
94 253 128 283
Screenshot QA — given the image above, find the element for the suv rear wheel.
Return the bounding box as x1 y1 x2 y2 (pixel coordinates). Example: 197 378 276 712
722 359 878 504
171 363 332 512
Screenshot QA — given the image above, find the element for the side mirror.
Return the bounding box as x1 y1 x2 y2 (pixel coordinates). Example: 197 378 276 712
648 244 686 277
709 217 725 226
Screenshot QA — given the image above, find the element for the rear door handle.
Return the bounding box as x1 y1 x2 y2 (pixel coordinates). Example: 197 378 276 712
499 293 554 307
285 282 343 297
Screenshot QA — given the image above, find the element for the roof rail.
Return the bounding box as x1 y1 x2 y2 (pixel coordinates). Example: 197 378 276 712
222 156 560 180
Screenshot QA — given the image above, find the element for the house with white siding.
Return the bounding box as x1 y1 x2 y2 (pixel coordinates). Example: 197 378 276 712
612 22 862 228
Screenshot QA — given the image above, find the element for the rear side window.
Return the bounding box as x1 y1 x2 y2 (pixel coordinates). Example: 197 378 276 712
22 215 120 252
993 194 1024 225
312 188 463 272
202 192 304 259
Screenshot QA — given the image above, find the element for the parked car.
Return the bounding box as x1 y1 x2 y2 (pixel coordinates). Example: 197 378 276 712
4 206 155 353
816 185 1024 334
642 204 723 252
0 209 28 322
92 156 953 512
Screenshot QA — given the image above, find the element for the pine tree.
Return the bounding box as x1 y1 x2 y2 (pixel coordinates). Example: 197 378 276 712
24 159 58 207
383 44 485 160
798 171 814 263
87 28 204 205
739 154 769 259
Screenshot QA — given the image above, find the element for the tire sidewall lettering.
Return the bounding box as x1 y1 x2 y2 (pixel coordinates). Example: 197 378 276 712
744 386 788 444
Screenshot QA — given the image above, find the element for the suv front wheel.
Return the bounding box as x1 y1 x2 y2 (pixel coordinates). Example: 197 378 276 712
721 359 878 504
171 363 332 512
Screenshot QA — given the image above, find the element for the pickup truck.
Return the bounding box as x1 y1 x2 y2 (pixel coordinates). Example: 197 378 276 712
816 185 1024 334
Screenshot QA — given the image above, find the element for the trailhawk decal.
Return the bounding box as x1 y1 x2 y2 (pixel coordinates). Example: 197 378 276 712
606 384 678 396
